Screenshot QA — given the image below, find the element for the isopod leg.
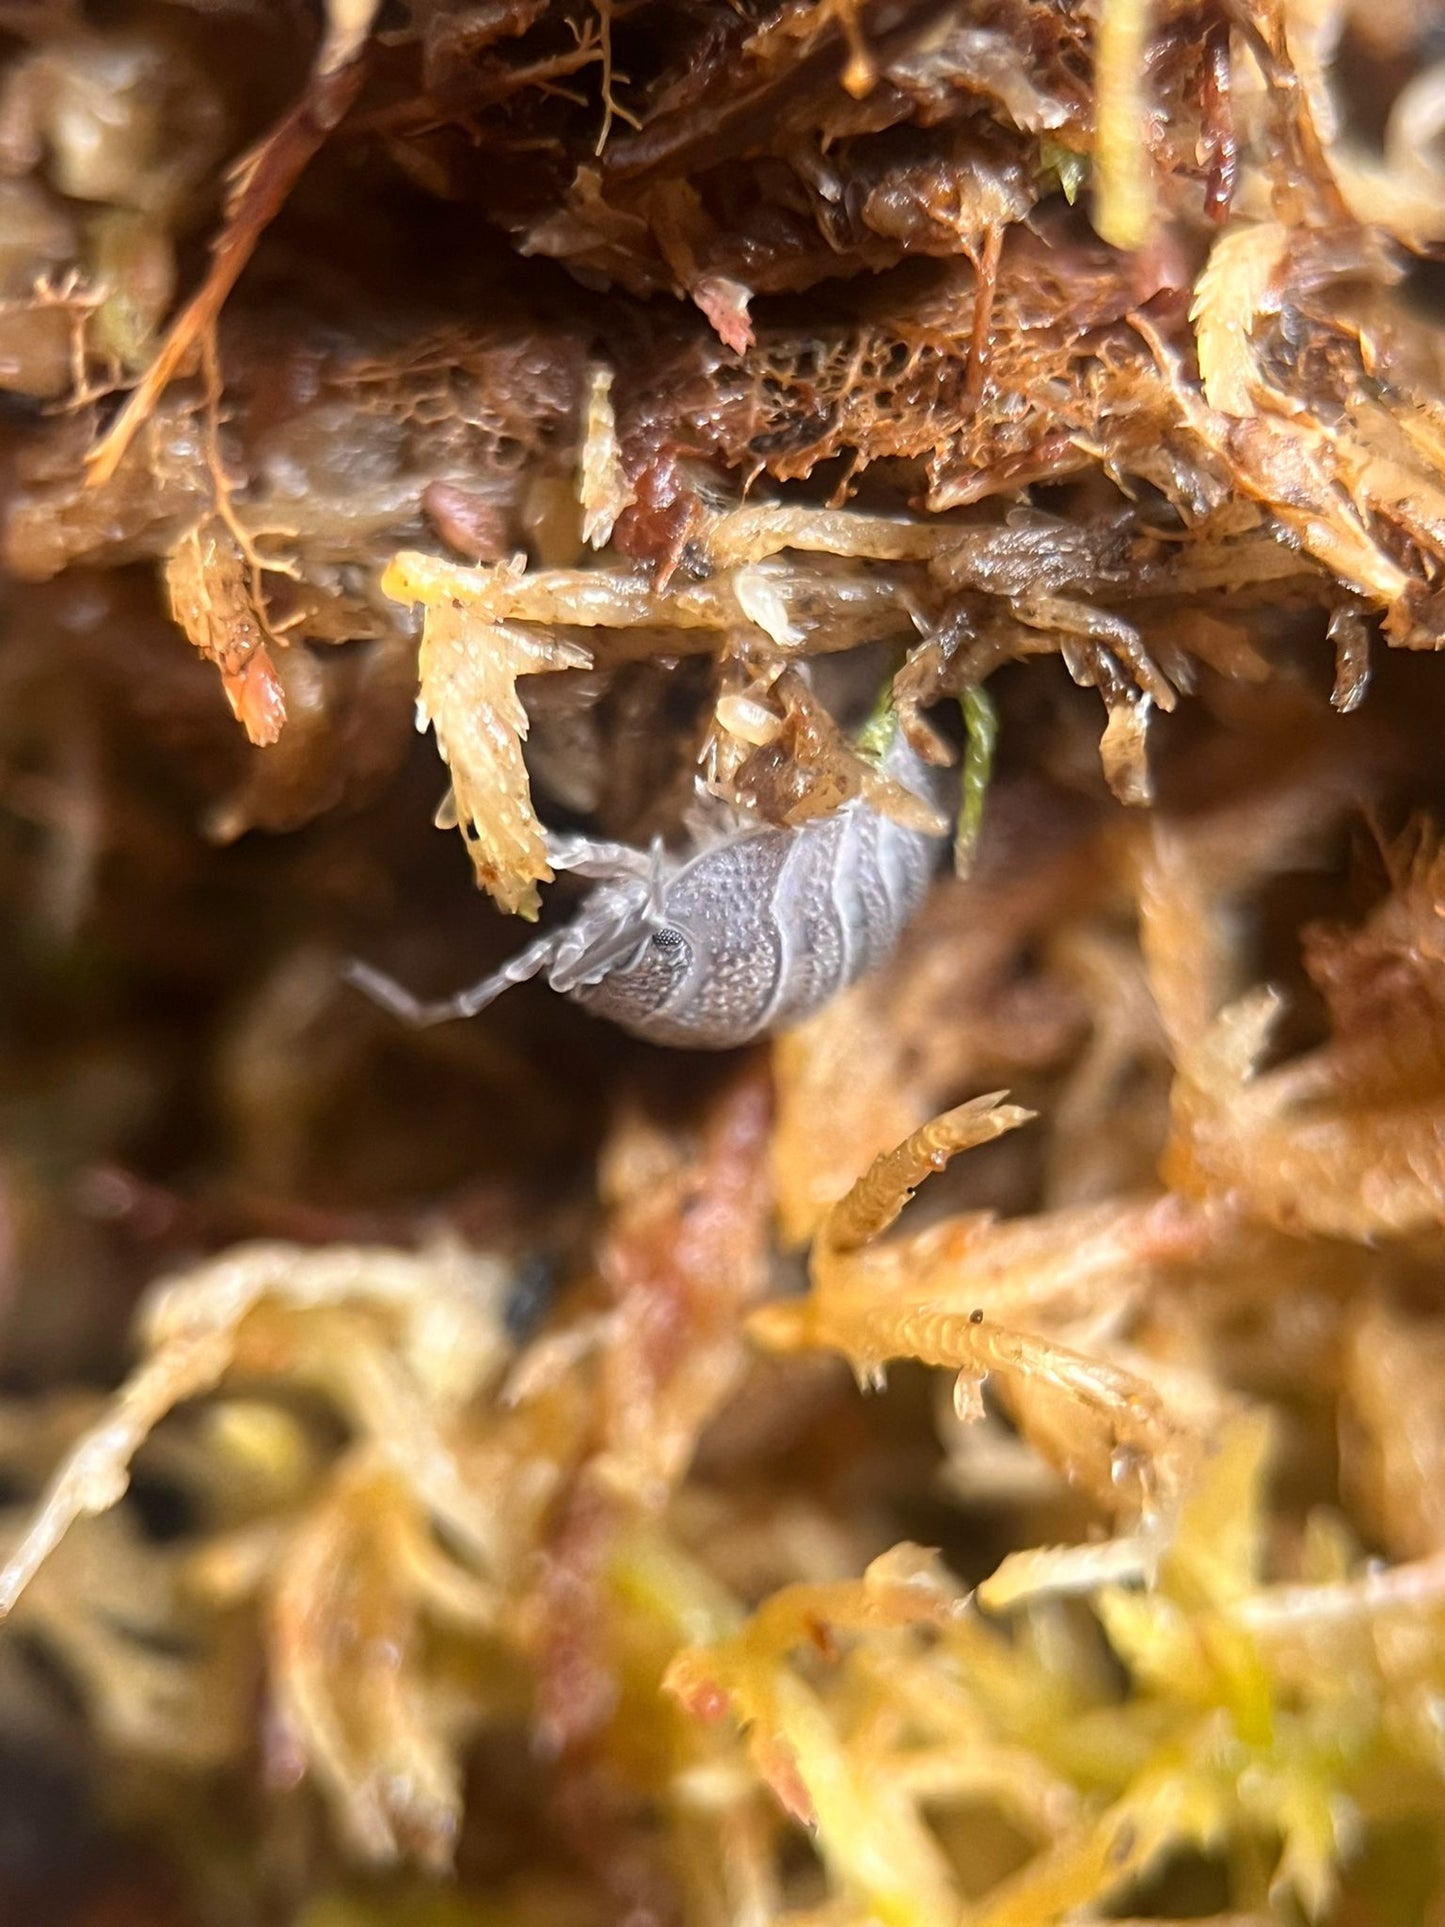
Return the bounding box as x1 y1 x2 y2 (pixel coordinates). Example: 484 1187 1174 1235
545 830 654 881
643 836 668 919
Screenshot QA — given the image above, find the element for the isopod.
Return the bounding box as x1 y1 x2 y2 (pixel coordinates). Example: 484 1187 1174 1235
348 731 950 1049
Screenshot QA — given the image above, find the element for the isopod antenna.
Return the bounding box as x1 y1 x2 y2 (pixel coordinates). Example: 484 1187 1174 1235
343 929 564 1027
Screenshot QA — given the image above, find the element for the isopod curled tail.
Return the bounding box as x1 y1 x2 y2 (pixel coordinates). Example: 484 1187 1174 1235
347 726 952 1050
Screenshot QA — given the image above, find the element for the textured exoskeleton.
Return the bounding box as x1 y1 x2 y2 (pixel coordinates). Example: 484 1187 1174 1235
349 734 949 1049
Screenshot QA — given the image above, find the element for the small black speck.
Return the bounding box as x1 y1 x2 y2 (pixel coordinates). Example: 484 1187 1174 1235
969 1308 984 1324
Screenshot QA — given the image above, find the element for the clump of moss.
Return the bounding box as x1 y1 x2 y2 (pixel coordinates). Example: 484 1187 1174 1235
2 3 1445 1924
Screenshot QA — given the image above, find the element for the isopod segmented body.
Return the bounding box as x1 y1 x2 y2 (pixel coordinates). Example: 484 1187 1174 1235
348 732 950 1049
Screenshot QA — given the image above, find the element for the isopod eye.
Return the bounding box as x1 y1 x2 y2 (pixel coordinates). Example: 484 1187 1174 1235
650 926 686 952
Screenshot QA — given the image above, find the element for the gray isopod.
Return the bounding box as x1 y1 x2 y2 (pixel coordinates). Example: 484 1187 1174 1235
348 733 950 1049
